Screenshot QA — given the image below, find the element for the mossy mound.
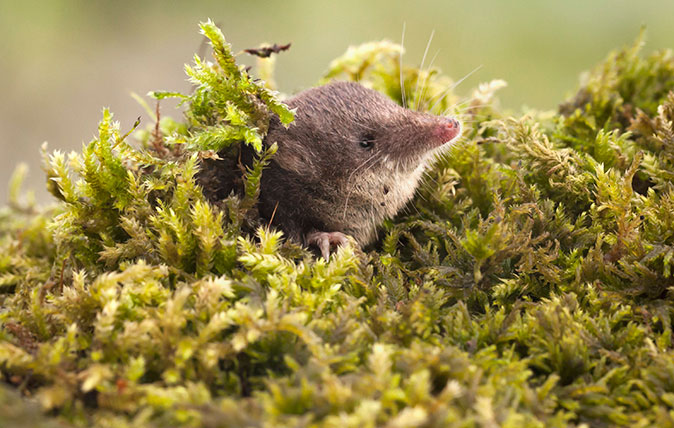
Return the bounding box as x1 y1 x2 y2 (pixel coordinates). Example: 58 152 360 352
3 22 674 427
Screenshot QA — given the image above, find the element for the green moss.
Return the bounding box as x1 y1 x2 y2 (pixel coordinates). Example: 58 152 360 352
3 21 674 427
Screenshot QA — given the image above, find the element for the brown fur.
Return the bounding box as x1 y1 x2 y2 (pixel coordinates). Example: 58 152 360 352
199 81 461 247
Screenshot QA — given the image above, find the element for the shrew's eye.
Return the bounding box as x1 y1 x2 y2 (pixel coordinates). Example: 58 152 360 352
359 134 375 150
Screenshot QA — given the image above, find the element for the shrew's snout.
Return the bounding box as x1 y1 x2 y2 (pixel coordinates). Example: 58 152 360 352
432 116 462 145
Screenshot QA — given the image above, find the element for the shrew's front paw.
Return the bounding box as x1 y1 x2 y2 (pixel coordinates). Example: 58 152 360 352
306 231 349 260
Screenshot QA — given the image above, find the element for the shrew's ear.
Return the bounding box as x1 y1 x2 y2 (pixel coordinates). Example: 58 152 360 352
272 141 320 180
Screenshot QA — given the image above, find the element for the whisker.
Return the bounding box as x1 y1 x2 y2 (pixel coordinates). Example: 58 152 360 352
460 103 493 111
347 152 379 182
413 29 435 111
417 49 440 112
427 87 454 114
400 22 407 109
442 96 492 116
342 152 382 219
347 151 385 211
428 64 483 113
447 103 493 117
449 95 479 108
450 64 483 91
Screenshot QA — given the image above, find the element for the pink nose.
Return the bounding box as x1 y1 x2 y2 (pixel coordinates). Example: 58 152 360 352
433 117 461 144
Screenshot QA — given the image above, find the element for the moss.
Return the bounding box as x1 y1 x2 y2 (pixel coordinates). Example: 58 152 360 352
3 20 674 427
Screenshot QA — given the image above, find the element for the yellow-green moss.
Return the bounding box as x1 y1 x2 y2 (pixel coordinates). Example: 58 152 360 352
2 20 674 427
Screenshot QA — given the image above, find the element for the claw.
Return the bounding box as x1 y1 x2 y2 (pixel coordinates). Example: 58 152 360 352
306 231 349 259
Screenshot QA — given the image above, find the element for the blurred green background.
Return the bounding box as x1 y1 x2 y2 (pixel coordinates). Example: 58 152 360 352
1 0 673 203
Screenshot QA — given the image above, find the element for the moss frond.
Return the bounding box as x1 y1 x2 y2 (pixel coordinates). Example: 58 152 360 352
4 22 674 427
